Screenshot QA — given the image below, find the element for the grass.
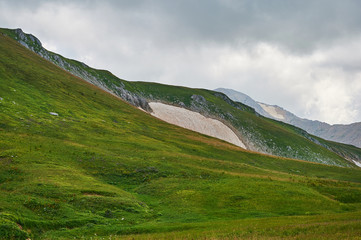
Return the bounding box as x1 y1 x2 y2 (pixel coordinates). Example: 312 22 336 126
120 211 361 240
0 32 361 239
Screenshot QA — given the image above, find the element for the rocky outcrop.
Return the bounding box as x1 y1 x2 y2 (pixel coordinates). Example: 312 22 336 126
189 94 210 114
113 85 151 112
7 28 151 111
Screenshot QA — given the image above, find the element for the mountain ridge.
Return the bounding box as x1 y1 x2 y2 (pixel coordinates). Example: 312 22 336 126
216 88 361 149
2 27 361 167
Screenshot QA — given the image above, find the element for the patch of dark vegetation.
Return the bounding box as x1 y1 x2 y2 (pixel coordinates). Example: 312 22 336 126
0 213 29 240
23 198 61 217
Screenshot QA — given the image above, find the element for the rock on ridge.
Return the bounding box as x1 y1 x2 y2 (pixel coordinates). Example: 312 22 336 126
8 28 150 111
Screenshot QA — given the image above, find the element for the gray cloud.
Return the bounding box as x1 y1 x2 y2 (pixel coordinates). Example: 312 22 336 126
1 0 361 124
5 0 361 51
117 0 361 52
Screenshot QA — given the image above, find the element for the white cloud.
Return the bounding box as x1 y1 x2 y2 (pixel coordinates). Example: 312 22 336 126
197 41 361 124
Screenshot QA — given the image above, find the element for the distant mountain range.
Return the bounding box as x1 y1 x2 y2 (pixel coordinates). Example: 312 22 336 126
216 88 361 149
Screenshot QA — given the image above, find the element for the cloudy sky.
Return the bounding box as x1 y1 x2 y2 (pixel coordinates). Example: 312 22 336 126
1 0 361 124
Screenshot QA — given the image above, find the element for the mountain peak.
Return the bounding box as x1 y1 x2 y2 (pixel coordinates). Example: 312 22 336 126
8 27 43 49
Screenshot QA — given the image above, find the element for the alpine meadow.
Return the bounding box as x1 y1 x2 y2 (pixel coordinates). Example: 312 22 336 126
1 27 361 240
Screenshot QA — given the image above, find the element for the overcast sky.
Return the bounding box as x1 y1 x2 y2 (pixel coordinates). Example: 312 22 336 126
1 0 361 124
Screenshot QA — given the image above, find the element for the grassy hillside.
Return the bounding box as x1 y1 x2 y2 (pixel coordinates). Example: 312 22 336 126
1 32 361 239
2 28 360 167
124 81 359 166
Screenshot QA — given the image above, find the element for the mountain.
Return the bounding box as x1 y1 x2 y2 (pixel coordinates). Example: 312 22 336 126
3 28 361 168
216 88 361 150
1 27 361 239
213 88 273 118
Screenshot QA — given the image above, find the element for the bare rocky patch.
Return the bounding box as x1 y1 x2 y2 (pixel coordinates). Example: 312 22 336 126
149 102 246 149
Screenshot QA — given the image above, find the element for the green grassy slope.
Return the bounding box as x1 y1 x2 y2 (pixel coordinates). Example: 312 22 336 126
2 27 360 167
1 32 361 239
125 81 359 166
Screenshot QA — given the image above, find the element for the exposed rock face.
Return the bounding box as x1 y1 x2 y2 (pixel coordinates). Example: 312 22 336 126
113 86 151 112
191 94 206 103
149 102 247 149
190 94 210 115
8 28 150 111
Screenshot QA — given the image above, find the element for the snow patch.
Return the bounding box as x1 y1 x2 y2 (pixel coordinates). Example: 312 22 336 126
149 102 246 149
49 112 59 116
353 160 361 168
258 103 285 120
